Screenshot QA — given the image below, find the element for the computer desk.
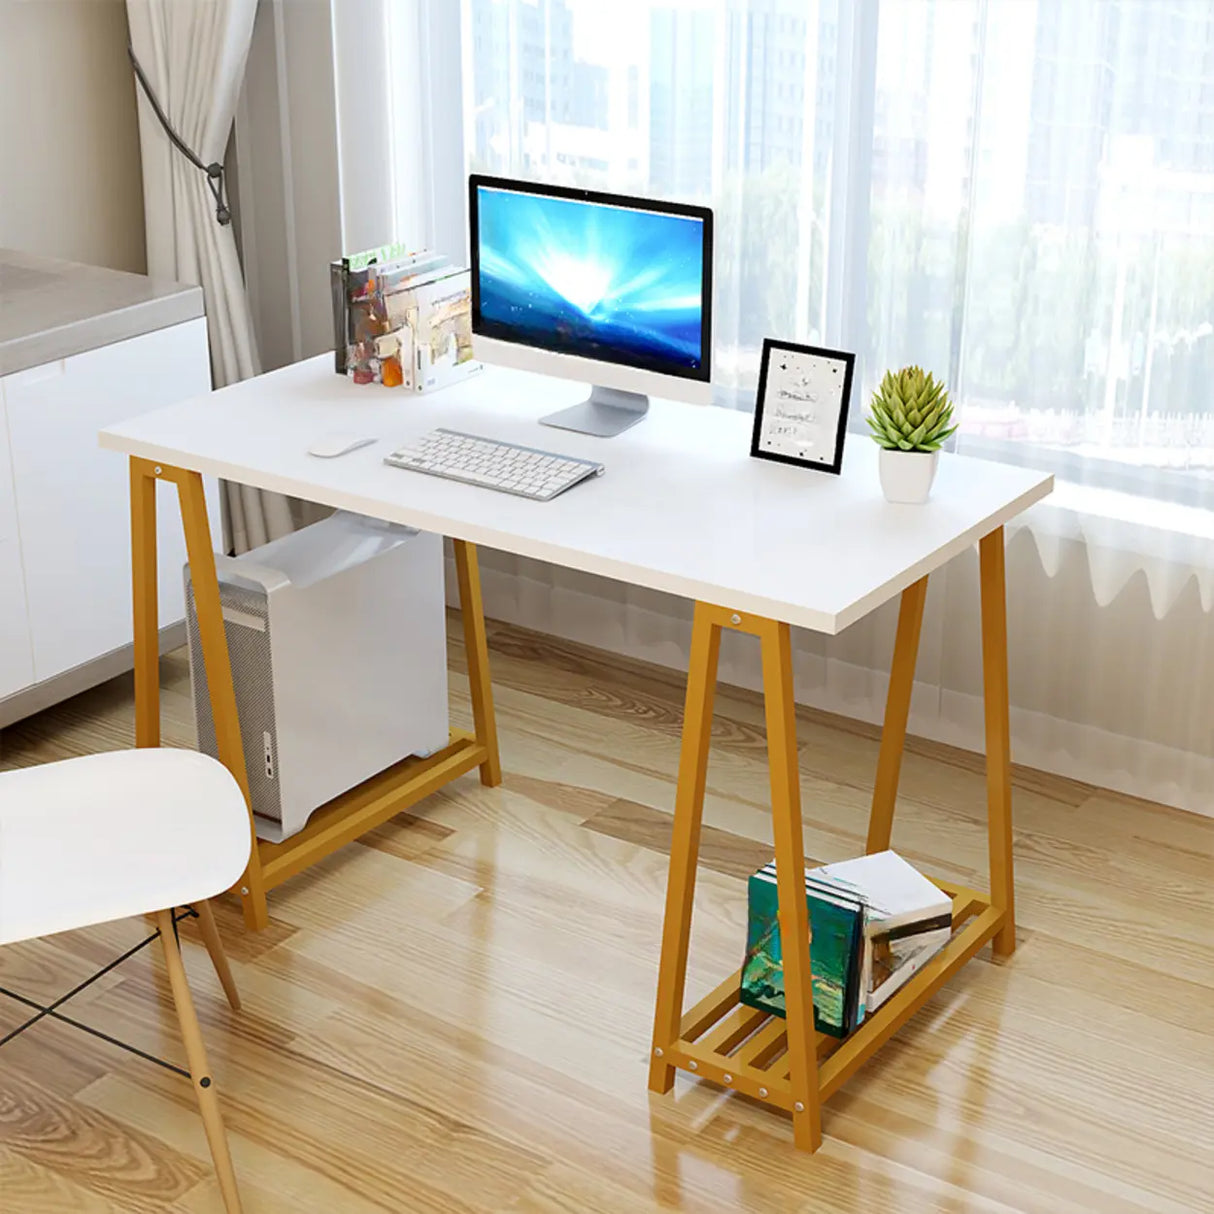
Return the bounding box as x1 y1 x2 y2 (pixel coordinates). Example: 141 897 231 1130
100 354 1052 1153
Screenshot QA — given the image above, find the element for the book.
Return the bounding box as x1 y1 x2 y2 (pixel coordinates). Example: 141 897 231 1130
808 851 952 1023
330 245 481 391
387 267 481 393
863 923 951 1018
740 861 866 1037
740 850 953 1038
330 245 443 375
813 850 953 938
330 244 449 376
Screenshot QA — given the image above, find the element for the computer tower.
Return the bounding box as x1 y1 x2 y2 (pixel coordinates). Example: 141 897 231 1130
185 511 449 843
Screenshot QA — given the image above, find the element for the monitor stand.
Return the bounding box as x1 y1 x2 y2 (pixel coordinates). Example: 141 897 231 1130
540 385 649 437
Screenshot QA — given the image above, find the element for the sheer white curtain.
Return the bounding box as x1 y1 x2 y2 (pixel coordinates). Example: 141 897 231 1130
228 0 1214 807
462 0 851 407
433 0 1214 813
860 0 1214 810
127 0 299 552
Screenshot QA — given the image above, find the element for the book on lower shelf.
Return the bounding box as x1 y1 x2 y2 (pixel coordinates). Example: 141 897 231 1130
739 850 952 1038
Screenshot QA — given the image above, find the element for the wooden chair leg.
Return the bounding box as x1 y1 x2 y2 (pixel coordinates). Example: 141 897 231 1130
193 900 241 1011
155 910 244 1214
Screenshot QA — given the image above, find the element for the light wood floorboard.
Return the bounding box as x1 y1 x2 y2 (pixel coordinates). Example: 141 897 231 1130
1 615 1212 1212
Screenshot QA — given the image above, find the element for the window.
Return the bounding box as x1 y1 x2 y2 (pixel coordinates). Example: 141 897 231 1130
462 0 839 408
455 0 1214 505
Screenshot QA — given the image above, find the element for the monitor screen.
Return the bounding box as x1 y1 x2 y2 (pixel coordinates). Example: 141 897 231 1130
470 178 712 383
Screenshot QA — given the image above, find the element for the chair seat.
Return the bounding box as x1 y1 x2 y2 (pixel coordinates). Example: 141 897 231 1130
0 749 251 946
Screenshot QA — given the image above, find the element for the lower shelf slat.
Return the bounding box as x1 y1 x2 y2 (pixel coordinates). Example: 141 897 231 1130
731 1016 788 1070
679 970 742 1041
699 1004 768 1056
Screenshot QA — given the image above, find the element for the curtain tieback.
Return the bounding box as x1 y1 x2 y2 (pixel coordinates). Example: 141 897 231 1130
127 42 231 226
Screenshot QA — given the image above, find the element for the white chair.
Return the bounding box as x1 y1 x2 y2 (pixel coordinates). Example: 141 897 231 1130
0 748 251 1214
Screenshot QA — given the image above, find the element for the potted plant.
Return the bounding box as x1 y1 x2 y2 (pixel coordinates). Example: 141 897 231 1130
866 366 957 503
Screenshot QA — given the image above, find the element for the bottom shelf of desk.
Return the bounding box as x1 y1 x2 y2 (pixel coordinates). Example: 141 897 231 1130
659 879 1005 1116
232 731 488 923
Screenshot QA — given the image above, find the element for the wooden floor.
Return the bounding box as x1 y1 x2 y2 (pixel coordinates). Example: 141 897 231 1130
1 616 1212 1213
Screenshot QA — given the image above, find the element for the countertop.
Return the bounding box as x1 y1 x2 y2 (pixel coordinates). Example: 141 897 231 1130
0 248 204 376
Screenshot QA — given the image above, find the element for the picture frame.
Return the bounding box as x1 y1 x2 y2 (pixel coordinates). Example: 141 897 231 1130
750 338 856 475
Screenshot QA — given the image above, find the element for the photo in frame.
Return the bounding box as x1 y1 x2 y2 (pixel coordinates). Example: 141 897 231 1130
750 339 856 474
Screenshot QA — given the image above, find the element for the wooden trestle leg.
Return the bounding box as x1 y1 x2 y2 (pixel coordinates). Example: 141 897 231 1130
647 542 1017 1150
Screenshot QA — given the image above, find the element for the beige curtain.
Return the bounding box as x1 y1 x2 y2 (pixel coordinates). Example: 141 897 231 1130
126 0 301 553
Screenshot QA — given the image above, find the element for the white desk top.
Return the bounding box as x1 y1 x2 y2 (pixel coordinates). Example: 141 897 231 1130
100 357 1052 635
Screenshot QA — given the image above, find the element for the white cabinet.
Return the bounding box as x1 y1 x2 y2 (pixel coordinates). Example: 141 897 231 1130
1 316 220 688
0 382 34 697
0 383 17 546
0 540 33 697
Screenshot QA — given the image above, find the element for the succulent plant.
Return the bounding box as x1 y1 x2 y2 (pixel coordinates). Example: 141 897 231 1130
866 366 958 453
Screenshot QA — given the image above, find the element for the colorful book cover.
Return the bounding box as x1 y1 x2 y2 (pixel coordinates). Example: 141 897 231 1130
739 862 866 1038
330 245 449 380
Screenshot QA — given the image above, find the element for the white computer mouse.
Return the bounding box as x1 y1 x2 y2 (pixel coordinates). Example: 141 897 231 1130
307 433 377 458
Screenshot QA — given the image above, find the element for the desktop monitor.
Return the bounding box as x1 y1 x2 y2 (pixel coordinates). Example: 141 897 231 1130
469 175 713 436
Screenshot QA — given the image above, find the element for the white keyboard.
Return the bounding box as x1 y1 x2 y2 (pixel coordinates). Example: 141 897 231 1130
384 428 605 501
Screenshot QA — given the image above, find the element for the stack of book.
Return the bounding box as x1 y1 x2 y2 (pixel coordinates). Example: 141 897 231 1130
739 850 953 1038
330 242 481 393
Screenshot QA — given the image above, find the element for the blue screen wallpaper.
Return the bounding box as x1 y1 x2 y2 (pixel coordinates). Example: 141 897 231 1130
476 187 705 373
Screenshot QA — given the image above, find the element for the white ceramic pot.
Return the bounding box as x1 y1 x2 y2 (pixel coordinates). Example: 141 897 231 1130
878 448 939 504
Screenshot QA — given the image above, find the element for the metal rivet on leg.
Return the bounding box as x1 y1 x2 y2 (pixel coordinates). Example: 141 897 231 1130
794 1101 804 1112
653 1047 663 1057
688 1059 698 1071
758 1086 768 1098
722 1073 733 1084
199 1076 212 1089
240 887 249 896
730 612 741 625
153 466 162 476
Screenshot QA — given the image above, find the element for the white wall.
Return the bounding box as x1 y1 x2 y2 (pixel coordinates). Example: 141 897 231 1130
0 0 146 274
